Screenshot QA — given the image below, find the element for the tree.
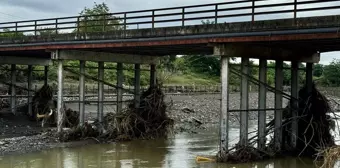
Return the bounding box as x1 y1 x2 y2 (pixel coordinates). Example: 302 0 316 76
77 2 122 33
313 64 324 77
323 59 340 86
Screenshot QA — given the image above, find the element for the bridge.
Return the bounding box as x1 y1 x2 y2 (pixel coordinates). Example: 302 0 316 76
0 0 340 157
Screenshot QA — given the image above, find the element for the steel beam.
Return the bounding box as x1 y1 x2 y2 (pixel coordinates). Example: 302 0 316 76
150 64 156 87
53 50 159 64
57 60 64 133
79 60 85 125
0 56 51 66
10 64 16 114
98 62 104 123
27 65 33 118
44 66 48 85
275 60 283 150
306 62 313 93
134 64 141 108
291 61 299 148
240 57 249 146
258 59 267 150
220 56 229 153
116 63 123 113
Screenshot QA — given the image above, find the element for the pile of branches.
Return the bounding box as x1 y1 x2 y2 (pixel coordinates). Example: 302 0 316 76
218 84 336 163
60 85 173 142
30 84 55 123
317 146 340 168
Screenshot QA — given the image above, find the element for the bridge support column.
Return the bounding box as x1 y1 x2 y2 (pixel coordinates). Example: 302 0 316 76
274 60 283 150
44 66 48 85
134 64 141 108
258 59 267 150
10 64 16 115
220 56 229 154
306 63 313 93
150 64 156 87
27 65 33 118
117 63 123 113
57 60 64 133
79 60 85 125
98 62 104 123
290 61 299 148
240 58 249 146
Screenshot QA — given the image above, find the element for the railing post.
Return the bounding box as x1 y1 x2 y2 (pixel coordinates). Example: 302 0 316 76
152 10 155 29
124 13 127 37
215 4 218 24
252 0 255 23
294 0 297 20
55 19 58 35
34 21 37 36
77 17 80 35
15 22 18 36
182 7 185 27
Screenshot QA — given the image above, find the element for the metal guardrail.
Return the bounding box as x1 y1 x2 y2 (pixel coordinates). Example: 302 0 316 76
0 0 340 40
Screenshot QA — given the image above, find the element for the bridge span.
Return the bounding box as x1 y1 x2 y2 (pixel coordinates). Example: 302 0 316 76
0 0 340 157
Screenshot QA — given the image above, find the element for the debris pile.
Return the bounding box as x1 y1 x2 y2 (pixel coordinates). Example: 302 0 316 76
60 85 173 142
218 84 336 163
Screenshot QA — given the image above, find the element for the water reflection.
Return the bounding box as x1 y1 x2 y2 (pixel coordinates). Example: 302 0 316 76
0 126 316 168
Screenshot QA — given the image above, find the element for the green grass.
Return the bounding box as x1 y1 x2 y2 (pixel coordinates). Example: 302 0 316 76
165 73 220 85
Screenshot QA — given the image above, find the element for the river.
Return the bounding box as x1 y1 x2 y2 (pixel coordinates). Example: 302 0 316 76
0 124 319 168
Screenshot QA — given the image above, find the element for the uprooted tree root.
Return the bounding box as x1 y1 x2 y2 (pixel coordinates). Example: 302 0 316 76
217 145 273 163
217 83 336 163
316 146 340 168
59 85 174 142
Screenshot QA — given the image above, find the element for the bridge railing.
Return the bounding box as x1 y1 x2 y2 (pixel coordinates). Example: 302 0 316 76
0 0 340 41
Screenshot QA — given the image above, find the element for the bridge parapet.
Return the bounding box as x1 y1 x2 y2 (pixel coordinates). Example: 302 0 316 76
0 0 340 45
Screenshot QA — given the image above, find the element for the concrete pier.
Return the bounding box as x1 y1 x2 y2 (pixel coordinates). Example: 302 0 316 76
220 56 229 153
97 62 104 123
240 58 249 146
258 59 267 150
27 65 33 118
274 60 283 150
150 64 156 87
79 60 85 125
116 63 123 113
10 64 16 115
57 60 64 133
290 61 299 148
134 64 141 108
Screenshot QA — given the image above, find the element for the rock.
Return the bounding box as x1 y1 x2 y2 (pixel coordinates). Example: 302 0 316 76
182 108 195 114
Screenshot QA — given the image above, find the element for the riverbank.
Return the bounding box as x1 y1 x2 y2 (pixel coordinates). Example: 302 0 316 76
0 93 338 156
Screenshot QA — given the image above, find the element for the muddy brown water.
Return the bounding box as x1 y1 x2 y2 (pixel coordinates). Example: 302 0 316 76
0 125 318 168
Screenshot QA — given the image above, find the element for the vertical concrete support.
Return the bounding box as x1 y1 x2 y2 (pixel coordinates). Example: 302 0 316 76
274 60 283 150
240 57 249 146
150 64 156 87
134 64 141 108
27 65 33 118
258 59 267 150
44 66 48 85
306 63 313 93
291 61 299 148
79 61 85 125
10 64 16 115
220 56 229 153
116 63 123 113
97 62 104 123
57 60 64 133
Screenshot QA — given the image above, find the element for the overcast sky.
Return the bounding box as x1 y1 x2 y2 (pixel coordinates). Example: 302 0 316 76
0 0 339 64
